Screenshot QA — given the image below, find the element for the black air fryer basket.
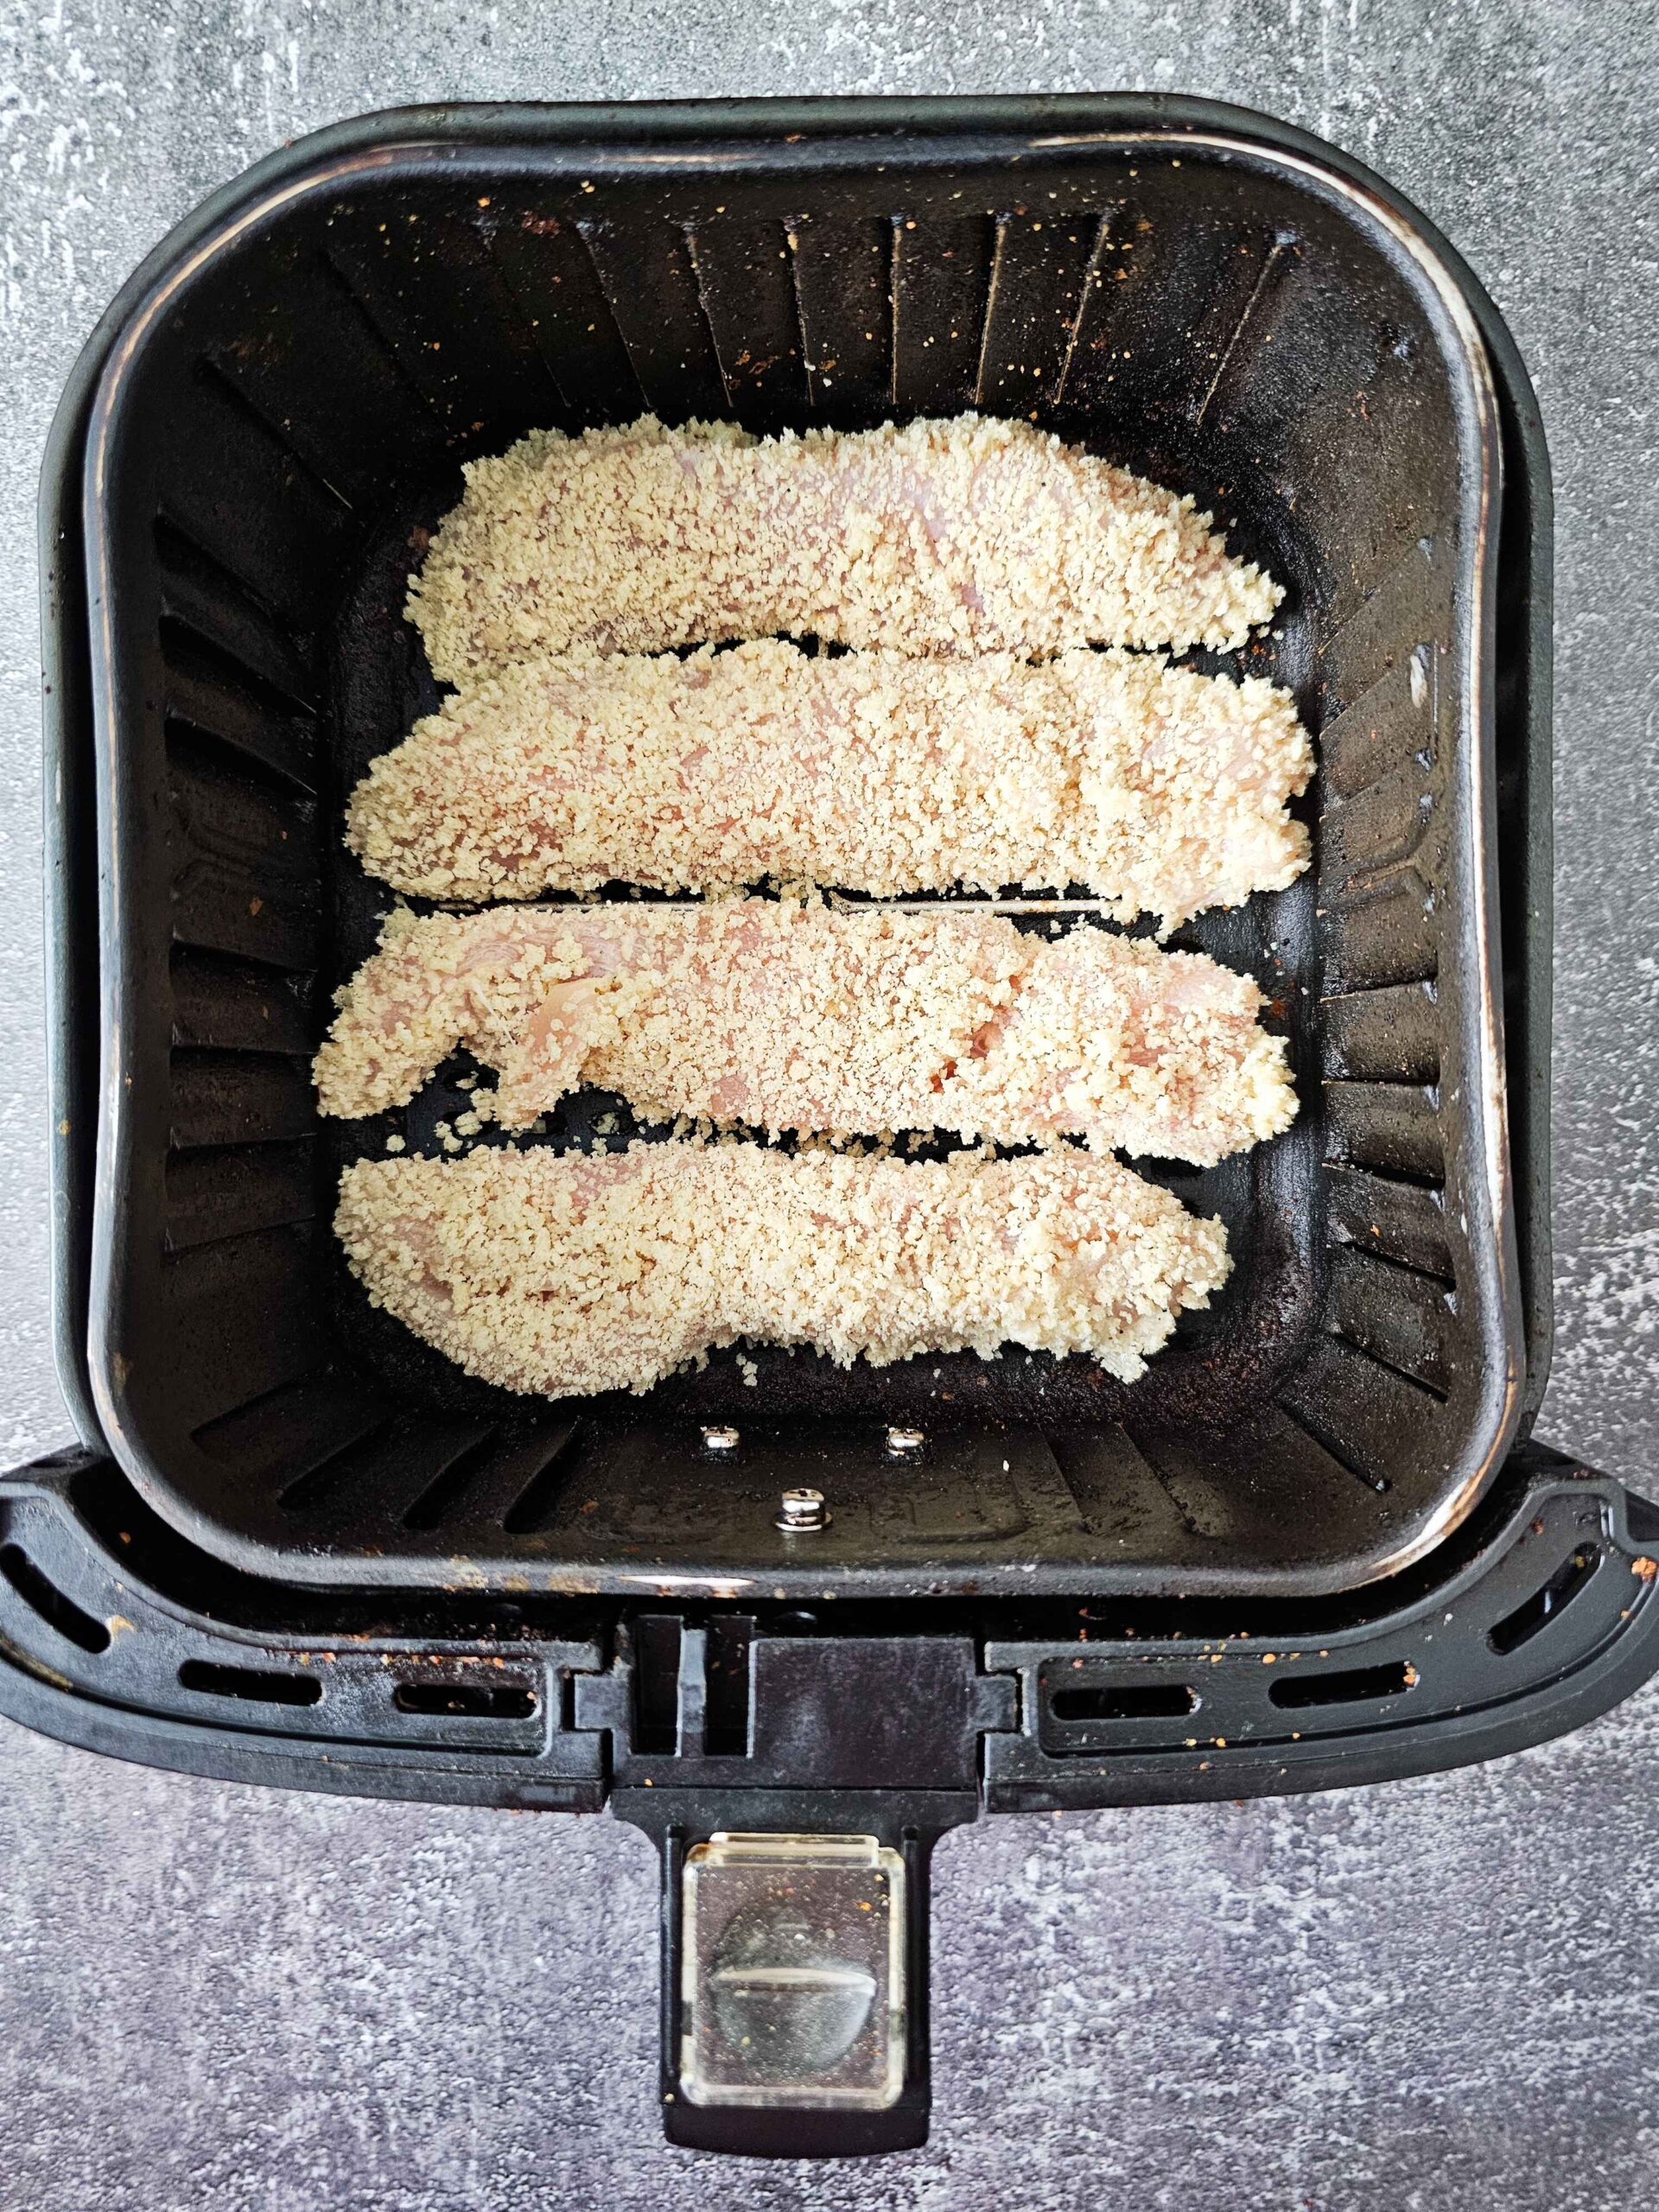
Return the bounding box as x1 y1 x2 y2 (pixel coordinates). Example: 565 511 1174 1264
15 94 1656 2156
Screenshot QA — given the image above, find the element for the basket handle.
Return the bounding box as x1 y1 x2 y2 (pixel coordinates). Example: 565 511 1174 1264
592 1624 1008 2154
612 1797 954 2157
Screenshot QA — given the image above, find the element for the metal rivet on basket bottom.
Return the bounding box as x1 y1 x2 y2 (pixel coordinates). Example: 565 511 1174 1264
886 1427 925 1459
776 1488 829 1533
702 1425 741 1454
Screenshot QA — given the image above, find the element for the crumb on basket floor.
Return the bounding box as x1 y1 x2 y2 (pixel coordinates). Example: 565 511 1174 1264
346 641 1309 919
314 899 1298 1167
407 412 1282 681
335 1142 1230 1398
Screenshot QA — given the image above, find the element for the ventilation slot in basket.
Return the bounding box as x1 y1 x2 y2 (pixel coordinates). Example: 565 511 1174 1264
165 1141 316 1254
1323 883 1439 999
151 366 352 633
1049 1681 1198 1722
392 1677 537 1719
1320 652 1435 803
1058 208 1294 431
578 217 728 424
1273 1395 1392 1497
702 1617 753 1755
194 1373 392 1481
500 1423 589 1535
632 1616 683 1756
1280 1329 1454 1496
206 248 452 502
156 514 320 713
1489 1548 1601 1656
1268 1659 1414 1708
162 640 318 796
890 213 995 415
788 213 896 424
164 745 319 972
977 210 1105 412
1325 1244 1456 1401
170 949 315 1058
683 219 806 432
0 1545 111 1653
276 1415 484 1524
1323 1082 1444 1184
484 210 646 426
178 1657 322 1707
402 1432 511 1531
322 220 560 442
191 353 358 516
168 1052 316 1152
1322 980 1439 1085
1325 1165 1452 1281
154 507 326 1354
1187 233 1296 431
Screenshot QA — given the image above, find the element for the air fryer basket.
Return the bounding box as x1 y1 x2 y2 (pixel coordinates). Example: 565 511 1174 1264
20 95 1643 2159
82 102 1522 1598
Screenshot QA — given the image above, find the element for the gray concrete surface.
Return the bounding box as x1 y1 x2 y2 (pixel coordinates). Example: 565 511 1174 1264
1 3 1656 2206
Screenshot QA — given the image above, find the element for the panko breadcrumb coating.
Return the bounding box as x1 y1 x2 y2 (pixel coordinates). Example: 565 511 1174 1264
345 643 1311 924
408 413 1281 680
336 1143 1230 1396
314 901 1297 1167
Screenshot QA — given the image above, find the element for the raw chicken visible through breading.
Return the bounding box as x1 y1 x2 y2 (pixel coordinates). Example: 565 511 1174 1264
345 643 1311 925
408 413 1281 680
314 901 1298 1167
336 1144 1231 1396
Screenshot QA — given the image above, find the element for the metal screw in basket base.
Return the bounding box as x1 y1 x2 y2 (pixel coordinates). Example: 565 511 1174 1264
886 1427 925 1459
776 1487 829 1534
701 1425 741 1455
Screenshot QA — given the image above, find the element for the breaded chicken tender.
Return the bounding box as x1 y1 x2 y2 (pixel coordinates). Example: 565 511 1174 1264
346 644 1310 925
336 1143 1231 1395
315 901 1297 1166
408 412 1281 679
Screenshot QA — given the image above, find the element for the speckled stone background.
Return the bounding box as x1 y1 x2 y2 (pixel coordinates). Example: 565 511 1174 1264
2 5 1656 2208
